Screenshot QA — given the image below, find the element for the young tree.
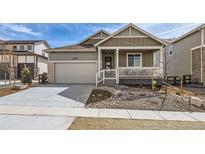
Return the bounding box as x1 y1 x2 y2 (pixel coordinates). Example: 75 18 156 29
0 50 12 87
21 65 32 84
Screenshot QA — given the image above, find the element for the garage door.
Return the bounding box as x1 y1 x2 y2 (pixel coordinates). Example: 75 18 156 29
55 62 97 83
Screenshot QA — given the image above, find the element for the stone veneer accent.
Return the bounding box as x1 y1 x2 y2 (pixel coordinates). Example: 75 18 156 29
192 48 202 83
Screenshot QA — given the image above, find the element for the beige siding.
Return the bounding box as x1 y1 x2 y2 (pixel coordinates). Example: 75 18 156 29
203 47 205 84
49 52 97 61
119 50 154 67
204 28 205 45
80 31 109 45
166 31 201 76
48 62 54 83
116 28 130 36
131 27 145 36
100 38 161 47
82 39 102 45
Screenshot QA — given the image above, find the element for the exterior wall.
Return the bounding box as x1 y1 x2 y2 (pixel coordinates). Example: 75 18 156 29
0 41 3 50
49 52 97 61
48 62 54 83
4 44 34 52
116 27 145 36
118 50 154 67
38 56 48 74
166 31 201 76
192 48 202 83
34 43 48 57
17 55 35 63
100 38 161 47
81 39 102 45
203 47 205 84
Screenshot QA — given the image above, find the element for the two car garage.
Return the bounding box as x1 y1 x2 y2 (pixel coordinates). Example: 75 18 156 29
54 62 97 84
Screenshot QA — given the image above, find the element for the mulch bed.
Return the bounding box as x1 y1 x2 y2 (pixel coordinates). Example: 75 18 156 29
85 85 205 112
0 87 23 97
86 89 112 104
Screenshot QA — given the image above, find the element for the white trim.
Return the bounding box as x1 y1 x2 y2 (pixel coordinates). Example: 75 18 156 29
98 46 162 50
126 53 142 67
153 52 156 67
49 60 98 63
95 23 167 46
191 45 203 51
201 28 204 46
98 48 101 72
201 47 203 83
113 36 148 38
129 27 131 36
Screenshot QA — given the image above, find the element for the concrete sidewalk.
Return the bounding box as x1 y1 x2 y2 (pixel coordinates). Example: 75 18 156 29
0 105 205 122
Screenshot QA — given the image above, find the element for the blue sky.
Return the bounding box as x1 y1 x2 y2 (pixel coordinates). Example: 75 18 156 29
0 23 202 47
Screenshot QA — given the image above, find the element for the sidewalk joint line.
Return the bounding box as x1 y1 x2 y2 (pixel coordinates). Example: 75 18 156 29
184 112 200 121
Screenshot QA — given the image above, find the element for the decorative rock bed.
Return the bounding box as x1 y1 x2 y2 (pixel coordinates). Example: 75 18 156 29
85 85 205 112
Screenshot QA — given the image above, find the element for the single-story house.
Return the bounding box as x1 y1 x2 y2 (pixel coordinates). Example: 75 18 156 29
46 23 167 85
0 40 49 79
165 24 205 85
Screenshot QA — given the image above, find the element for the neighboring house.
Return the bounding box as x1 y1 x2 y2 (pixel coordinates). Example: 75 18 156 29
46 23 167 85
166 24 205 85
0 40 50 79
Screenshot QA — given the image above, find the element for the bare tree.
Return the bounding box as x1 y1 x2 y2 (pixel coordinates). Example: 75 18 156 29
0 49 13 87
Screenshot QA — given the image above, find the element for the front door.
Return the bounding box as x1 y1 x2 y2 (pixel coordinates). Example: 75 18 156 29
104 56 112 69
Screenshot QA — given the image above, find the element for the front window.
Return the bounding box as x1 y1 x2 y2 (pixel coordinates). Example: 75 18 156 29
127 53 142 67
20 45 25 50
13 46 17 51
27 45 32 50
168 46 173 56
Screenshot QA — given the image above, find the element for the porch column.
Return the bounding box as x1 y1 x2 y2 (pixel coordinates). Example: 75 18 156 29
98 48 101 72
116 48 119 84
160 46 164 76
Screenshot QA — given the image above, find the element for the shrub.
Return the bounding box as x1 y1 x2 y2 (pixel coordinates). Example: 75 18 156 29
21 66 32 84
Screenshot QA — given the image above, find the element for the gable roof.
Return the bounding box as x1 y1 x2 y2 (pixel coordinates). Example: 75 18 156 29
79 29 110 45
172 23 205 43
95 23 167 46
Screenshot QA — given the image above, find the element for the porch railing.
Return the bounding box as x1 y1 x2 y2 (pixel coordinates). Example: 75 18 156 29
96 69 118 86
118 67 161 79
96 67 162 86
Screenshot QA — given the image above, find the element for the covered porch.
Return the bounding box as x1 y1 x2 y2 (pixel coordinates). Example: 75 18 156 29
96 46 164 86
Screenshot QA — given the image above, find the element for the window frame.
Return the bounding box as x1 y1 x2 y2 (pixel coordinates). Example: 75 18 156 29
27 45 32 50
12 46 17 51
19 45 25 51
168 45 173 56
126 53 142 67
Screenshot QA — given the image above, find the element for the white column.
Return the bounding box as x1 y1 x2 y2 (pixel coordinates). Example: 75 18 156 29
98 48 101 72
116 49 119 84
160 46 164 76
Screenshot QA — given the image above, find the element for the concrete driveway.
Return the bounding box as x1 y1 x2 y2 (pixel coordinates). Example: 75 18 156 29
0 114 74 130
0 84 95 107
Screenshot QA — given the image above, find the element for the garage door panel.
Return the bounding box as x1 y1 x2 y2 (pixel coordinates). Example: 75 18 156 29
55 62 97 83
